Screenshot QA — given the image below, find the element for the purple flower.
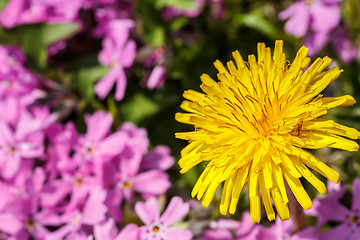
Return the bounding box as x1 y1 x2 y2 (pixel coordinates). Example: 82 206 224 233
199 211 265 240
0 112 44 179
279 0 341 37
147 65 166 90
0 0 83 28
75 111 127 174
94 219 139 240
141 145 174 171
303 31 329 56
332 27 357 64
162 0 205 20
0 168 61 239
306 180 346 226
103 144 171 221
45 188 107 240
95 20 136 100
317 178 360 240
135 196 192 240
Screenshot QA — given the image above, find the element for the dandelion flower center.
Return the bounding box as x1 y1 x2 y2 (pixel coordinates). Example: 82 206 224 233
175 40 360 223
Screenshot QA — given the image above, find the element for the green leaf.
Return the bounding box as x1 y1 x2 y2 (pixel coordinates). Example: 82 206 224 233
73 65 109 98
122 93 160 124
155 0 197 10
235 13 280 40
0 0 8 11
6 23 80 69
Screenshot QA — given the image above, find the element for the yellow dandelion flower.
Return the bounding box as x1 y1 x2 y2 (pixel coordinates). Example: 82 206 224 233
175 40 360 223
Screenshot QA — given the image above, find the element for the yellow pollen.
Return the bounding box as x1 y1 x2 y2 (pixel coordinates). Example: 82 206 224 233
87 147 93 153
349 216 358 224
152 226 160 233
75 178 83 185
26 220 34 230
123 181 133 188
305 0 315 6
9 147 16 154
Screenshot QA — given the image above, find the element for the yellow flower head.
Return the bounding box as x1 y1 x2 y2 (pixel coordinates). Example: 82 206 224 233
175 40 360 223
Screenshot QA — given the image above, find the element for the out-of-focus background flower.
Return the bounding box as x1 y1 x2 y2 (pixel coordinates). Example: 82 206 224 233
0 0 359 239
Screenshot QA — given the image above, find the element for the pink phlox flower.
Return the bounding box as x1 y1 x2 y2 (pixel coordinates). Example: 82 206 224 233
0 112 44 179
317 178 360 240
0 168 60 239
135 196 192 240
162 0 205 20
41 0 83 24
45 122 79 176
41 167 100 211
261 216 319 240
303 31 329 56
103 147 171 222
306 180 347 226
0 46 25 74
279 0 341 38
95 20 136 100
93 7 131 38
120 122 149 154
141 145 174 171
75 111 127 174
0 0 83 28
94 218 140 240
332 27 357 64
45 187 107 240
303 25 356 64
147 65 166 90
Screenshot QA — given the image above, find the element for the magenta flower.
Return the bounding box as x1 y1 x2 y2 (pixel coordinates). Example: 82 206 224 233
318 178 360 240
135 197 192 240
95 20 136 100
0 0 83 28
200 212 264 240
306 180 347 226
94 219 139 240
303 31 329 56
162 0 205 20
147 66 166 90
0 112 44 179
103 146 171 222
0 168 61 240
75 111 127 173
45 188 107 240
279 0 341 37
332 27 357 64
141 145 174 171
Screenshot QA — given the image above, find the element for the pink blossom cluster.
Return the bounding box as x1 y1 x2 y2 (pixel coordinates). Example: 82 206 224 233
0 45 193 240
279 0 357 63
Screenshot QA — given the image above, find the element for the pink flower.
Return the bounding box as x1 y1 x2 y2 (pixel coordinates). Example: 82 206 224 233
279 0 341 37
162 0 205 20
135 197 192 240
141 145 174 171
95 20 136 100
103 146 171 221
332 28 357 64
75 111 127 174
147 66 166 90
318 178 360 240
306 180 347 227
94 219 139 240
200 212 264 240
45 188 107 240
0 112 44 179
